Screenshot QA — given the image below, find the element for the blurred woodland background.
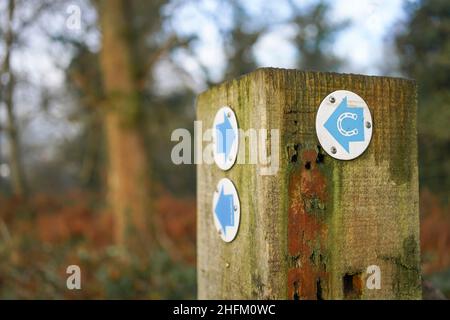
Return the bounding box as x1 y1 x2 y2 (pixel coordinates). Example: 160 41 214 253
0 0 448 299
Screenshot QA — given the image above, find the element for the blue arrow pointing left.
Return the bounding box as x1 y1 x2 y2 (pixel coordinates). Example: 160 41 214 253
216 112 235 159
214 186 235 236
324 97 365 153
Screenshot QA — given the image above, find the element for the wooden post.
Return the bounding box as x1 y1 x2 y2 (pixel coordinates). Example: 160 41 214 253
197 68 421 299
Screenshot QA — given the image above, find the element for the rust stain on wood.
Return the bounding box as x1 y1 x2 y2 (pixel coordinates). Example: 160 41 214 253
287 149 329 299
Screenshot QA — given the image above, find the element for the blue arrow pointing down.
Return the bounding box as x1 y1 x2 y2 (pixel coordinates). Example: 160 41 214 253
324 96 365 153
214 187 235 236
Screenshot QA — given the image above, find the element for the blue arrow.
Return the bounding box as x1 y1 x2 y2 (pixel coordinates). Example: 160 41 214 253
214 186 235 236
324 96 365 153
216 112 235 159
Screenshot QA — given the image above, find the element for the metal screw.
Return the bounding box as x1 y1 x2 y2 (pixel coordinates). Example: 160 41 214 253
227 112 231 118
331 146 337 154
365 121 372 129
329 96 336 104
233 205 237 211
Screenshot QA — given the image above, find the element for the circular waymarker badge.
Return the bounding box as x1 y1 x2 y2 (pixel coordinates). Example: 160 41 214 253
212 178 240 243
212 106 239 170
315 90 373 160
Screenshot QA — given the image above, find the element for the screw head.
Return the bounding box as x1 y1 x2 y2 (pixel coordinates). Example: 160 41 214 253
331 146 337 154
329 96 336 104
366 121 372 129
227 112 231 118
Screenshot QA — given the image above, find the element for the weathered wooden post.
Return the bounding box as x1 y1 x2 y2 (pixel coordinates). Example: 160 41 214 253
197 68 421 299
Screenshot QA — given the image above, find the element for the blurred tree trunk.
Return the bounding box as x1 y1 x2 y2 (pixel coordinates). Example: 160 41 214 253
98 0 153 253
2 0 27 197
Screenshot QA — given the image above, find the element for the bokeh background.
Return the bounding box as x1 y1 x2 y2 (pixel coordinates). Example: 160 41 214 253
0 0 448 299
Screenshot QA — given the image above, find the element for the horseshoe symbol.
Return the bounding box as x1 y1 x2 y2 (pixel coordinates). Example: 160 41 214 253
337 112 358 137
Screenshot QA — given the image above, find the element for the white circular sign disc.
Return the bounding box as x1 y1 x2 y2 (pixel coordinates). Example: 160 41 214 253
212 106 239 170
315 90 373 160
212 178 240 242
